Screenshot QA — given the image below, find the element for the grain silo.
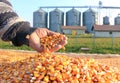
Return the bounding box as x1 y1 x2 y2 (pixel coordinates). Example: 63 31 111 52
33 8 48 28
49 8 64 33
103 16 110 25
66 8 81 26
114 14 120 25
83 8 97 33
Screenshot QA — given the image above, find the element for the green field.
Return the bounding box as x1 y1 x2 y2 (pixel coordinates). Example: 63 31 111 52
64 35 120 54
0 34 120 54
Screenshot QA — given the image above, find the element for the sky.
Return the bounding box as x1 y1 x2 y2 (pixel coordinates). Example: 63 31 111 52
10 0 120 26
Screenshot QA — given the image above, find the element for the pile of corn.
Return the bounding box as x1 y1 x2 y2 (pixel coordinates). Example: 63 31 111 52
0 53 120 83
0 34 120 83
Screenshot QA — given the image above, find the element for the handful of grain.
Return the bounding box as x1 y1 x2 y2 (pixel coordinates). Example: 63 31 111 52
26 34 65 52
40 34 65 52
0 53 120 83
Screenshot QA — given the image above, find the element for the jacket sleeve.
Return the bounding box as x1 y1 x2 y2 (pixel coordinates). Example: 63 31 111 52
0 0 37 46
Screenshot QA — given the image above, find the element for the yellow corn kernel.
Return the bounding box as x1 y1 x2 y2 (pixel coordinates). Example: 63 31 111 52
33 71 39 77
50 76 56 80
43 76 49 82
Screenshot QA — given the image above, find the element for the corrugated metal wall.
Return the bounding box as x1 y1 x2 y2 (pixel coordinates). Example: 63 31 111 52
114 15 120 25
49 8 64 33
66 8 81 26
33 8 99 33
33 9 48 28
83 8 97 33
103 16 110 25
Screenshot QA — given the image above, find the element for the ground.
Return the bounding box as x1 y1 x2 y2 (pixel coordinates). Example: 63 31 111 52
0 49 120 69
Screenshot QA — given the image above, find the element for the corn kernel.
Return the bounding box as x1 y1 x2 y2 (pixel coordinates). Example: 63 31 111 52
43 76 49 82
0 50 120 83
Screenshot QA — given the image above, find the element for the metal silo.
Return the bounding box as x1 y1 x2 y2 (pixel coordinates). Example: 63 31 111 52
66 8 81 26
103 16 110 25
114 14 120 25
49 8 64 33
33 8 48 28
83 8 97 33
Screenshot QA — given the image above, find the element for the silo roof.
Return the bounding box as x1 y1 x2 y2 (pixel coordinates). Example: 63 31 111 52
50 8 63 13
104 16 109 18
84 8 96 13
34 8 47 13
115 15 120 18
67 8 80 13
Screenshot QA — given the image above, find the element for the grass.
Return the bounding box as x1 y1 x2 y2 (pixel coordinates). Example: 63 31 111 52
0 41 33 51
1 34 120 54
61 34 120 54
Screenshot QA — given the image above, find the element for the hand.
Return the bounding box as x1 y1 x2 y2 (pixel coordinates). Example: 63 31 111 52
28 28 67 53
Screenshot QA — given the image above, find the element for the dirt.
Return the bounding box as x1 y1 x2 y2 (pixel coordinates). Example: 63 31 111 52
0 49 120 69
